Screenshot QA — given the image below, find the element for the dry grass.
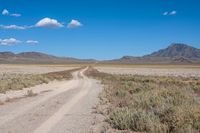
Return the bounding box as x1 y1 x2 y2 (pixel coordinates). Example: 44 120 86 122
0 67 83 93
85 67 200 133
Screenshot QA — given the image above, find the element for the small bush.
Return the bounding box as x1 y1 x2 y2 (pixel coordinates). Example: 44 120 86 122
26 90 37 97
109 107 168 132
115 89 127 97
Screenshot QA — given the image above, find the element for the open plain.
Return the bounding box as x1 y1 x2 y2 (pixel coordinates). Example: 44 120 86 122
96 65 200 77
0 64 79 75
1 64 200 133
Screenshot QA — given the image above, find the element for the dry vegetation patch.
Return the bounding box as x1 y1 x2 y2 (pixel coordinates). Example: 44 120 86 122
86 67 200 133
0 67 82 93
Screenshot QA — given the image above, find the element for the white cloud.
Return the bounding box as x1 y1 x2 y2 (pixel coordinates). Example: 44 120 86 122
0 18 64 30
170 10 177 15
67 19 82 28
0 38 21 45
0 17 82 30
2 9 9 16
0 25 26 30
35 18 63 28
163 12 168 16
163 10 177 16
0 38 39 45
10 13 21 17
26 40 39 44
1 9 21 17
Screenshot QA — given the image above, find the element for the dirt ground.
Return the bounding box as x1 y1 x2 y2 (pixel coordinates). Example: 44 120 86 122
96 66 200 77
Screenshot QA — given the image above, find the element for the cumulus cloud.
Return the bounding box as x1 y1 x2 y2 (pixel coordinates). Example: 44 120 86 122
0 18 64 30
35 18 63 28
0 25 26 30
163 10 177 16
26 40 39 44
0 38 21 45
0 17 82 30
2 9 9 16
67 19 82 28
2 9 21 17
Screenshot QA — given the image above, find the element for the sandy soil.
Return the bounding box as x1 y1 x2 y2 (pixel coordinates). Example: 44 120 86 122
0 64 77 75
0 68 102 133
96 66 200 77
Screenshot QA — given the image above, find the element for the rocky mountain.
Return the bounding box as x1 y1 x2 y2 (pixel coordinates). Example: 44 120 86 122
106 43 200 64
0 52 16 58
146 43 200 60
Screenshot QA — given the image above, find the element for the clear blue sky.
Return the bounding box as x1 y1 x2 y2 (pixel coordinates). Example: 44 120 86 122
0 0 200 60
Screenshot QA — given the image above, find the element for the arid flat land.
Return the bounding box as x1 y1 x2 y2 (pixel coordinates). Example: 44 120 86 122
96 65 200 77
0 64 79 75
1 64 200 133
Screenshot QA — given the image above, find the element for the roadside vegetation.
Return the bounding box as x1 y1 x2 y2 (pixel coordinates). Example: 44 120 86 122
85 67 200 133
0 67 82 93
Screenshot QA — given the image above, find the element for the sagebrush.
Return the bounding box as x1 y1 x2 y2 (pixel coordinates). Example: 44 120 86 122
85 67 200 133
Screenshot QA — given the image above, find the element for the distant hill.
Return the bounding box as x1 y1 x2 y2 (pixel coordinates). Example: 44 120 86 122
0 43 199 64
0 52 96 64
146 43 200 60
105 43 200 64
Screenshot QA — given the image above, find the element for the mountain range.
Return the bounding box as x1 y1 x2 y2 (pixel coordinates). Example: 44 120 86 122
0 43 200 64
0 52 95 64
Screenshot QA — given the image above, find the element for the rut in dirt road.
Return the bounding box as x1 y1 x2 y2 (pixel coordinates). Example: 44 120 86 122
0 67 102 133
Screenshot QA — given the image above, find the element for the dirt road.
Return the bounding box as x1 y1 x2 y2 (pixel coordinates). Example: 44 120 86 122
0 67 102 133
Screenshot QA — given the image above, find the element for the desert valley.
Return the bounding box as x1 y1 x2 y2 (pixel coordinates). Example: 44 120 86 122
0 44 200 132
1 0 200 132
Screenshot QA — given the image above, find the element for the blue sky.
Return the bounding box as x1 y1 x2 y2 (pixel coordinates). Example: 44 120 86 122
0 0 200 60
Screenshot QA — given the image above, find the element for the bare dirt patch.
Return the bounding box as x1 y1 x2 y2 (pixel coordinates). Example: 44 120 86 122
0 64 78 75
96 66 200 77
0 101 4 105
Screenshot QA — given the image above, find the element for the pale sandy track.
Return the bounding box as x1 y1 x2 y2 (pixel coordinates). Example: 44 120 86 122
0 67 102 133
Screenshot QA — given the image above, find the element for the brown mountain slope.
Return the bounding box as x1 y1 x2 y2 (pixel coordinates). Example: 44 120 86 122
146 43 200 60
105 43 200 64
